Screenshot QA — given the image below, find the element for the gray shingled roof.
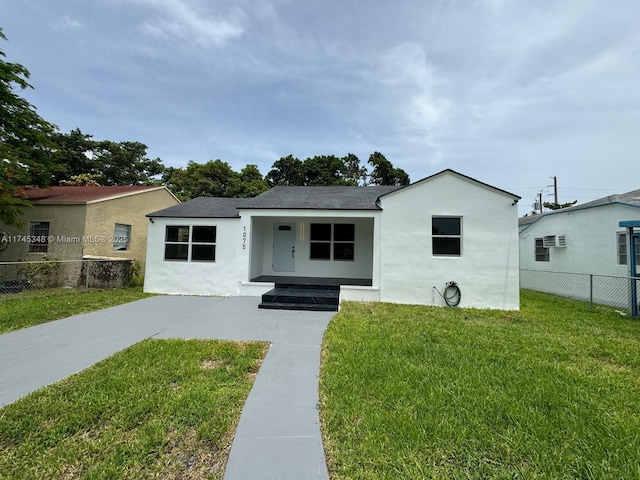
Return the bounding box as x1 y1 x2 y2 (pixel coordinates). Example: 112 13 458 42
518 188 640 227
148 197 249 218
147 185 399 218
518 215 540 227
150 173 525 218
240 185 401 210
564 188 640 211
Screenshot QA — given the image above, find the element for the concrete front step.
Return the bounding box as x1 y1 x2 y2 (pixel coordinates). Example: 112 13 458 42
258 284 340 312
258 302 338 312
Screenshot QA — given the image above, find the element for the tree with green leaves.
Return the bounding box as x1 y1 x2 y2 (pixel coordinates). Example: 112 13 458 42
544 200 578 211
164 160 268 200
302 155 351 186
92 140 164 186
367 151 410 186
266 152 401 187
0 28 60 226
163 160 236 200
342 153 368 186
266 155 305 187
227 164 268 198
266 154 360 187
50 129 165 186
50 128 97 184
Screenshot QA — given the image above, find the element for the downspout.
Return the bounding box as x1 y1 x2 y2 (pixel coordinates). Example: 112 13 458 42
375 198 383 298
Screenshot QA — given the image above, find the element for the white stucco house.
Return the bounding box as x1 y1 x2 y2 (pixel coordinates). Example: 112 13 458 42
519 188 640 277
144 169 521 310
519 188 640 312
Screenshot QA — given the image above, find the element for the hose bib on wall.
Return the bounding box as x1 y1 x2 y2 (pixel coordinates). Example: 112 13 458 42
434 281 461 307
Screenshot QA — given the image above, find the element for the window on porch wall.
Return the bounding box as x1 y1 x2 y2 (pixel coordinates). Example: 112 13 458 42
310 223 355 261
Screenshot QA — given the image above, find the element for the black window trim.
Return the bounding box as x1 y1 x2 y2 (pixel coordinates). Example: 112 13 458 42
534 237 550 262
432 216 462 257
164 225 217 262
310 223 355 261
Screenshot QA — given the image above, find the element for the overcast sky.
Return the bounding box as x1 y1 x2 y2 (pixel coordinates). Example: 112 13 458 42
3 0 639 215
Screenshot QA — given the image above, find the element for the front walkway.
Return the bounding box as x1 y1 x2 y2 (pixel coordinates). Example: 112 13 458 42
0 296 335 480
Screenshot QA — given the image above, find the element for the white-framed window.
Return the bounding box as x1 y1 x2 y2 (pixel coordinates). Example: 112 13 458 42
164 225 216 262
535 238 550 262
617 232 627 265
432 217 461 256
310 223 355 261
618 232 640 266
113 224 131 251
28 221 50 253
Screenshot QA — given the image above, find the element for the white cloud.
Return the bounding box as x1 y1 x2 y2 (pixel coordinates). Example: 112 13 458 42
6 0 640 202
376 42 450 165
578 31 640 78
131 0 245 48
50 14 83 30
63 15 82 28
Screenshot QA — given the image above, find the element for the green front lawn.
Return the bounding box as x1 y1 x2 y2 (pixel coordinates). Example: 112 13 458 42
320 291 640 479
0 338 268 479
4 288 640 478
0 287 153 334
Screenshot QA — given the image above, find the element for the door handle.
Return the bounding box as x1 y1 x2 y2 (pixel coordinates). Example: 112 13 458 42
292 246 295 258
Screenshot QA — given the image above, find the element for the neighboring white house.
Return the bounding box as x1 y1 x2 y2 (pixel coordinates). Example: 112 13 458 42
519 189 640 277
144 169 521 309
519 188 640 309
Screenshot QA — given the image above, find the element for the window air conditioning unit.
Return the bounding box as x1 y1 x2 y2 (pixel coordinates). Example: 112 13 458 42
543 235 567 248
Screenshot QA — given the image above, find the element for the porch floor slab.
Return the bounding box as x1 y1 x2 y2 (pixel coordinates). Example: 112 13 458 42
251 275 372 286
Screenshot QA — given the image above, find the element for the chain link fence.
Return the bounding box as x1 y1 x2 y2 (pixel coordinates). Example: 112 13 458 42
0 259 137 295
520 269 640 316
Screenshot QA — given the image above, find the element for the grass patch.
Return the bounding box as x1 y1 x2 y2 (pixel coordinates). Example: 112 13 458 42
0 287 153 334
0 338 268 479
320 290 640 479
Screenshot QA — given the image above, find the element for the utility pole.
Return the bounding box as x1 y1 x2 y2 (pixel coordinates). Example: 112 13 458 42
538 192 543 214
552 176 558 205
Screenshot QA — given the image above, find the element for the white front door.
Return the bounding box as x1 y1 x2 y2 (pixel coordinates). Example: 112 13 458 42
272 223 295 272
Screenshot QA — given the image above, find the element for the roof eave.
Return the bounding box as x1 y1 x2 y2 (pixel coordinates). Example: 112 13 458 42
28 186 171 205
378 169 521 201
519 201 640 232
84 186 169 204
236 206 382 211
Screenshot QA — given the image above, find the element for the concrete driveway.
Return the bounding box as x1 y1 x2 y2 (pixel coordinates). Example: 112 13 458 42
0 295 336 480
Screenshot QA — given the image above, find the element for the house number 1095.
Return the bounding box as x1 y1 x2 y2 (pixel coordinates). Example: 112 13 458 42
242 227 247 249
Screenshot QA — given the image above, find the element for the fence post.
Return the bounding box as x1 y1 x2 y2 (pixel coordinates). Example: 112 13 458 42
85 260 90 292
589 274 593 310
632 277 638 319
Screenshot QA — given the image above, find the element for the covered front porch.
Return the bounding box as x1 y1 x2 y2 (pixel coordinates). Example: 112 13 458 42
248 214 378 281
242 213 381 308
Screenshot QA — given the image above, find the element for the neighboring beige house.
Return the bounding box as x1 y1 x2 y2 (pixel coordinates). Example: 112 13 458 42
0 185 179 268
